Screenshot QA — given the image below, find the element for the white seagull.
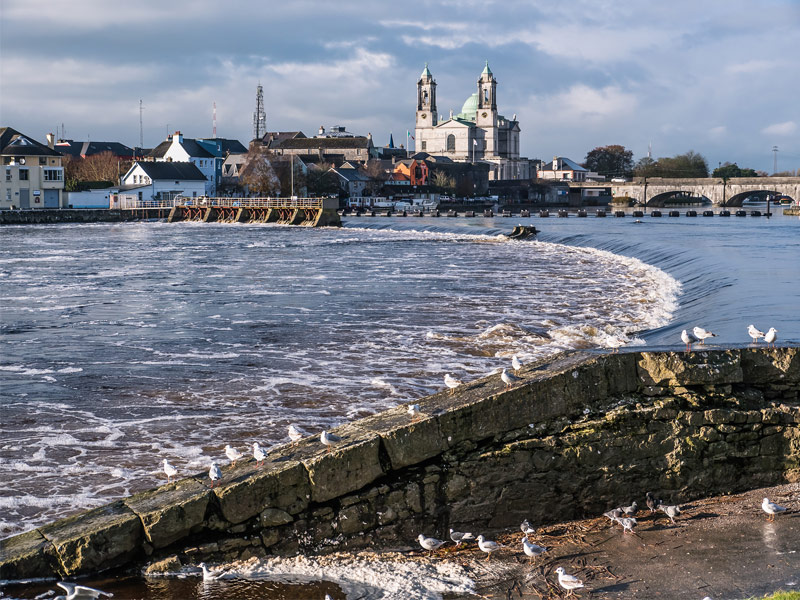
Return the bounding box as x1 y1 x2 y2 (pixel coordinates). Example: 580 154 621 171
252 442 267 467
764 327 778 348
692 326 717 344
500 368 520 389
198 562 222 582
681 329 698 351
520 519 535 535
748 324 765 343
320 430 341 453
408 403 421 423
288 424 305 446
449 528 475 547
54 582 113 600
417 534 446 555
162 459 177 483
224 444 243 466
555 567 584 596
762 497 788 521
521 536 548 563
512 354 523 373
208 463 222 488
444 373 462 395
476 535 500 561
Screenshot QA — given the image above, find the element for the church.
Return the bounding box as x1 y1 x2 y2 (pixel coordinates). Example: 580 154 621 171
414 62 532 181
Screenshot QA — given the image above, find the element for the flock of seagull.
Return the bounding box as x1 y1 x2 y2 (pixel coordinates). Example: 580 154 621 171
417 492 789 596
681 324 778 351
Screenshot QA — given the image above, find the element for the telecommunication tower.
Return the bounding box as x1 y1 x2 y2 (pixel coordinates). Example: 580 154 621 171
139 99 144 150
213 101 217 138
253 84 266 141
772 145 779 174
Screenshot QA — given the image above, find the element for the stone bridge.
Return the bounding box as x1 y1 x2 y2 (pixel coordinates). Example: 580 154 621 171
575 177 800 207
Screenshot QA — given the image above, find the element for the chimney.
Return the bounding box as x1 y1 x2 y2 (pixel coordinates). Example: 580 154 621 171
174 131 183 143
553 156 559 170
319 125 325 136
367 132 372 141
46 133 54 149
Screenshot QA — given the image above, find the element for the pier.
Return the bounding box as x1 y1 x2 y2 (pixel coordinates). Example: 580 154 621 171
166 197 341 227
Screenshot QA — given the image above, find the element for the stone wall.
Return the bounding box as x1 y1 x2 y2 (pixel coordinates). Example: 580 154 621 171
0 209 168 225
1 347 798 580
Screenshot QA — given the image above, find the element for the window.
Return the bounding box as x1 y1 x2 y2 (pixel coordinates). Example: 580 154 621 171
421 141 426 151
39 157 47 165
19 169 29 181
5 169 10 181
43 169 63 182
446 134 456 152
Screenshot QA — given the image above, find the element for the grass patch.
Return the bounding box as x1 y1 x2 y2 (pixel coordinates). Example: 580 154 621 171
755 592 800 600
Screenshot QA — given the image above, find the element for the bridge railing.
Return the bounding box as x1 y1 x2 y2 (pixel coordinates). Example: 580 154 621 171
174 197 323 209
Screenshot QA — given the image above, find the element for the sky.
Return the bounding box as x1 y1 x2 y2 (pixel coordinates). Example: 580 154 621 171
1 0 799 174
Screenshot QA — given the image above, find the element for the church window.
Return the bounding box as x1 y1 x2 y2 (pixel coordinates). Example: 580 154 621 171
484 89 489 102
421 141 426 151
446 134 456 152
423 90 428 104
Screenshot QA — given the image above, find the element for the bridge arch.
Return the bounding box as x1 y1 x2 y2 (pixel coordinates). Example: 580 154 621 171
645 190 711 207
723 190 794 207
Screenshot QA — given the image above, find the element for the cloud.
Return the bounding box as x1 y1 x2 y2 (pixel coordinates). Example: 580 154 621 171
708 126 727 137
537 85 638 121
725 60 776 74
761 121 797 136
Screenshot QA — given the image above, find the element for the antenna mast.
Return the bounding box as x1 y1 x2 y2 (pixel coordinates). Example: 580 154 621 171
253 84 266 141
213 101 217 138
772 145 779 174
139 99 144 150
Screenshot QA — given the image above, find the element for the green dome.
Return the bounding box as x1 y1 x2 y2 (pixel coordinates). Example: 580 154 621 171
459 92 478 118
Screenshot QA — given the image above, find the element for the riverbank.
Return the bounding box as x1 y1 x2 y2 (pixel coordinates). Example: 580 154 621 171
0 208 168 224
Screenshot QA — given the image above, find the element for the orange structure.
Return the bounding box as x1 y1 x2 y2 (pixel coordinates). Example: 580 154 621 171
393 159 428 186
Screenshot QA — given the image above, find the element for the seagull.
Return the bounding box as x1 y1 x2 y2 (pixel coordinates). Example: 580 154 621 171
657 503 682 524
764 327 778 348
520 519 535 535
408 404 421 423
512 354 523 373
748 324 765 343
288 424 305 446
449 528 475 547
619 517 637 534
500 368 520 389
418 534 446 556
162 459 177 483
681 329 698 351
444 373 462 395
621 501 638 517
252 442 267 467
54 582 113 600
476 535 500 561
646 491 661 513
555 567 584 596
762 497 788 521
224 444 243 466
320 430 341 453
198 562 222 582
607 338 623 354
521 536 548 563
208 463 222 488
693 326 717 344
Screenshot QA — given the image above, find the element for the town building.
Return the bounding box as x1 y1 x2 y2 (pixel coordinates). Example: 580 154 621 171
1 127 65 209
119 161 206 203
148 132 216 195
414 63 532 181
54 139 136 160
538 157 592 181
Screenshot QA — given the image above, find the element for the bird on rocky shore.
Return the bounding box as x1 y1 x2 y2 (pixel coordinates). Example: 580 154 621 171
418 534 446 556
320 430 341 453
555 567 584 596
162 459 177 483
646 492 661 513
520 519 535 535
692 326 717 344
658 503 682 524
224 444 243 466
500 368 520 389
603 508 624 522
621 501 638 517
444 373 462 395
208 463 222 488
762 497 788 521
54 582 113 599
748 324 765 343
199 562 222 582
252 442 267 467
449 528 475 547
512 354 523 374
764 327 778 348
477 535 500 561
619 517 637 534
408 404 421 423
681 329 698 351
288 424 305 446
521 537 548 563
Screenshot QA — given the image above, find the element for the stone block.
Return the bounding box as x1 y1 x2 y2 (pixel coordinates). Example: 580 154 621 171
637 350 743 387
302 425 385 503
0 529 59 580
144 555 181 575
125 479 211 549
259 508 293 528
212 457 309 525
39 501 143 576
741 347 800 385
357 406 447 470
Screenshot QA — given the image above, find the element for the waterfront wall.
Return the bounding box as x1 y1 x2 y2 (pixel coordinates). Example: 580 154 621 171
0 209 168 224
1 347 798 580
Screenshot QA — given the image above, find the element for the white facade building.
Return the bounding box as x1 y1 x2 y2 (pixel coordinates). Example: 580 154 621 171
149 132 216 195
120 161 206 203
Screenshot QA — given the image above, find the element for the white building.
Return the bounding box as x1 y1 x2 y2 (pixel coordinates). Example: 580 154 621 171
119 161 206 204
148 132 216 195
414 63 531 181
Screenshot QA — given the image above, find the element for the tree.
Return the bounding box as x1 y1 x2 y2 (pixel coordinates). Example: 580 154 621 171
430 169 455 194
239 146 280 196
584 145 634 178
633 156 659 178
712 162 759 179
633 151 709 178
363 159 388 195
305 162 339 196
61 151 121 190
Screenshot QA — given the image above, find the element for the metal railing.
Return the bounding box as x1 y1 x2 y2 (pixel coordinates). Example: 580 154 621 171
116 197 324 210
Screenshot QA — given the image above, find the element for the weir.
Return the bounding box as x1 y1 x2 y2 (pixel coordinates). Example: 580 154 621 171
1 346 798 581
166 197 341 227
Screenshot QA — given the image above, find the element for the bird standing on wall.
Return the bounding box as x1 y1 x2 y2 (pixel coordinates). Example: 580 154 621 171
208 463 222 488
500 368 520 389
764 327 778 348
512 354 523 374
444 373 462 395
555 567 584 596
417 534 446 556
252 442 267 467
288 424 305 446
408 404 421 423
449 528 475 547
681 329 698 351
692 326 717 344
224 444 243 466
748 324 765 343
162 459 177 483
520 519 535 535
320 430 341 453
762 497 788 521
477 535 500 561
521 537 548 563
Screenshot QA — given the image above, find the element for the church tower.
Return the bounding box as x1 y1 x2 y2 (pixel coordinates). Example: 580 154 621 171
476 61 498 156
415 64 437 152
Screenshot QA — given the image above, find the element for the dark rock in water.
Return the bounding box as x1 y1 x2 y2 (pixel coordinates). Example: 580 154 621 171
506 225 539 239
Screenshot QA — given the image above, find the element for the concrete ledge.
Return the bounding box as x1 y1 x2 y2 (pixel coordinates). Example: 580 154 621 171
38 501 143 576
124 479 211 549
0 529 59 580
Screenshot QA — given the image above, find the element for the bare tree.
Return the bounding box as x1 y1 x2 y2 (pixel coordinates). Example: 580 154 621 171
431 169 455 193
239 146 280 196
364 159 388 195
